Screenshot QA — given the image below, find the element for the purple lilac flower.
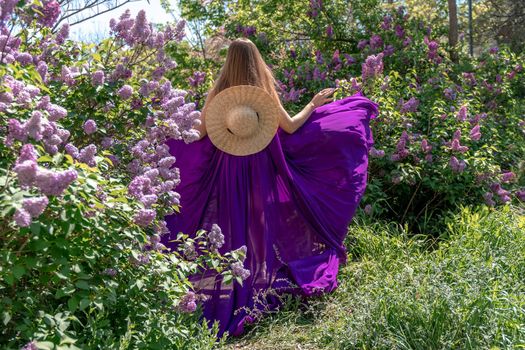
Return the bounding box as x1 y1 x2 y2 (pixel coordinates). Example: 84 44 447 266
35 0 61 27
369 147 385 158
457 105 468 122
23 196 49 217
357 39 369 50
449 156 466 173
383 45 395 56
469 125 481 141
489 46 499 54
421 139 432 153
188 71 206 87
451 139 469 153
361 53 384 81
133 208 156 226
399 97 419 114
369 34 383 50
13 208 32 227
78 144 97 167
47 104 67 122
83 119 97 135
25 111 44 141
55 23 69 44
34 168 78 196
364 204 373 215
17 144 38 164
501 171 515 183
483 192 495 206
231 261 251 281
178 291 197 313
65 143 79 158
118 85 133 100
326 25 334 38
208 223 225 250
516 190 525 201
13 160 38 188
395 25 405 38
15 52 33 66
343 54 355 65
139 194 158 207
91 70 105 86
381 15 392 30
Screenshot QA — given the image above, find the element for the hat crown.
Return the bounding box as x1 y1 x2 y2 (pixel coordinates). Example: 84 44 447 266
225 105 259 138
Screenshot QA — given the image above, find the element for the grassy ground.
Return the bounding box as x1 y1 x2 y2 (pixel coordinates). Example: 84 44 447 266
222 206 525 350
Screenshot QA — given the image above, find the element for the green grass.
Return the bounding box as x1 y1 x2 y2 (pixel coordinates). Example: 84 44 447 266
222 206 525 349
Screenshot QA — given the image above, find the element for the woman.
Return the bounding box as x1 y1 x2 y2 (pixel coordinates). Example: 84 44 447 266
161 38 379 338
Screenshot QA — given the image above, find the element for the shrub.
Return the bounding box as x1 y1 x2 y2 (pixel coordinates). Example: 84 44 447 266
0 2 246 348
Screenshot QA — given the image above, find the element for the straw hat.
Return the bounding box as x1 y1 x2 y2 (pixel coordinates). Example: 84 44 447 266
205 85 281 156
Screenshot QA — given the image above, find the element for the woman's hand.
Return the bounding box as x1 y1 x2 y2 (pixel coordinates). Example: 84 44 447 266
310 88 336 108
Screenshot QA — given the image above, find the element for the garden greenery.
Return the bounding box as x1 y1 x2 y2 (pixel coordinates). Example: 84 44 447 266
176 0 525 232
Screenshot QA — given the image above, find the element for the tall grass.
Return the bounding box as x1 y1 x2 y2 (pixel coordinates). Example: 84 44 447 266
223 206 525 349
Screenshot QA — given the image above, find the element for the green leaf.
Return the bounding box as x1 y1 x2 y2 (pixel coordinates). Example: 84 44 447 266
67 296 79 312
12 265 25 280
30 222 41 235
35 341 56 350
75 280 90 290
79 298 90 311
2 311 11 325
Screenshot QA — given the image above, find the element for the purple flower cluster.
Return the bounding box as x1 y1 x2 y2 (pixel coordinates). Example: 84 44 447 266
424 36 442 64
34 0 61 28
236 24 257 37
177 291 197 313
208 223 225 251
369 147 385 158
188 71 206 87
449 156 466 173
447 130 469 153
307 0 323 18
83 119 97 135
399 97 419 114
489 183 511 204
361 53 384 82
469 124 481 141
231 261 251 281
390 131 410 161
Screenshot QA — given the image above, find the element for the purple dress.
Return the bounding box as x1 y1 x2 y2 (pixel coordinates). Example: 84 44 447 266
162 92 379 338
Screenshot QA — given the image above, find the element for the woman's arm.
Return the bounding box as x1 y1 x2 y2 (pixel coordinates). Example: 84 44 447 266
193 90 216 141
278 88 335 134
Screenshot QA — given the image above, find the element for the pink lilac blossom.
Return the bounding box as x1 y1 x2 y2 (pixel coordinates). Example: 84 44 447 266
399 97 419 114
14 209 32 227
83 119 97 135
34 168 78 196
13 160 38 187
35 0 61 27
500 171 515 183
65 143 79 158
449 156 466 173
118 84 133 100
91 70 105 86
231 261 251 280
457 105 468 121
469 125 481 141
178 291 197 313
23 196 49 217
17 144 38 164
78 144 97 167
133 208 156 226
369 147 385 158
361 53 384 81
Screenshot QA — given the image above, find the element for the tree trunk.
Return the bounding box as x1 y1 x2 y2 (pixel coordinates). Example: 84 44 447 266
448 0 459 62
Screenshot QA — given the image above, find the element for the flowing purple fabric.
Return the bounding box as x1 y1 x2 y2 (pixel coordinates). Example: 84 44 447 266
161 92 379 338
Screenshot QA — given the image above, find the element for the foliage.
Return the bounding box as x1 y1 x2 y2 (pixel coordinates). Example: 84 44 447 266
223 206 525 349
175 0 525 233
0 1 246 348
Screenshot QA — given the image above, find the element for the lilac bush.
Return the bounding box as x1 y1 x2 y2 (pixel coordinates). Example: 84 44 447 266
0 3 245 348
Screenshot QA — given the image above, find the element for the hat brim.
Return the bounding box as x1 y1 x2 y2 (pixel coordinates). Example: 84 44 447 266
205 85 281 156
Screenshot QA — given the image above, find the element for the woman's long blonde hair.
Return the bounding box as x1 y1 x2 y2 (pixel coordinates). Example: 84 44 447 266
208 38 281 105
